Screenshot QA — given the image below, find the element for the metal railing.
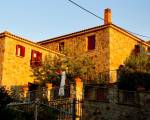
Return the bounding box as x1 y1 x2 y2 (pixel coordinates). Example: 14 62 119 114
49 98 82 120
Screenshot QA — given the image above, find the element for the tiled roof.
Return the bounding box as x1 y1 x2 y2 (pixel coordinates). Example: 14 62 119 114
38 23 150 47
38 24 108 44
146 41 150 44
0 31 64 56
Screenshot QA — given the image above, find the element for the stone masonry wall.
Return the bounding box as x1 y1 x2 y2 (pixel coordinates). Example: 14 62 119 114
40 28 110 75
109 27 149 83
0 37 5 85
40 25 150 83
82 100 150 120
2 35 60 88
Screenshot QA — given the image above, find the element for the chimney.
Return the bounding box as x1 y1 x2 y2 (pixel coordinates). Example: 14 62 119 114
104 8 112 25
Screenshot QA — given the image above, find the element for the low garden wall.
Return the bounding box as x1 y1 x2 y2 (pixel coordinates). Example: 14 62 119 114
82 100 150 120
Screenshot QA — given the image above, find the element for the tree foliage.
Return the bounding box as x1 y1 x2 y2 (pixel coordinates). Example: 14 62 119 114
32 55 62 86
0 87 12 109
118 46 150 90
0 87 17 120
32 54 97 86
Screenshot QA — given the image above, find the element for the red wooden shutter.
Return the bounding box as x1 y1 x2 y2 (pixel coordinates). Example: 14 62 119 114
91 36 95 49
31 50 42 67
31 50 35 66
88 35 95 50
39 52 42 65
88 39 91 50
31 50 34 61
16 45 19 55
21 46 25 57
37 52 42 65
16 45 25 57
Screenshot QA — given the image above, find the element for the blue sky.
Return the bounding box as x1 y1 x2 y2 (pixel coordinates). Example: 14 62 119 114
0 0 150 42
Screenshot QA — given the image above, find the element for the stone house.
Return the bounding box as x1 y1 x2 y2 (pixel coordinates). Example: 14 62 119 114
0 8 150 89
38 8 150 83
0 31 62 88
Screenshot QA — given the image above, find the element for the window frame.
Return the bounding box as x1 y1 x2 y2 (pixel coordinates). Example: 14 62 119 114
16 45 25 57
30 50 42 67
87 35 96 51
133 45 140 55
58 42 64 51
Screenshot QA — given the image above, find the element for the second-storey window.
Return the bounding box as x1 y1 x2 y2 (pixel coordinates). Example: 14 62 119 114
59 42 64 51
16 45 25 57
30 50 42 67
134 45 140 55
87 35 95 50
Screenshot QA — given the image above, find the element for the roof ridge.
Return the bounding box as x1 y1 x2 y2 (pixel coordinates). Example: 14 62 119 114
0 31 34 43
38 24 108 44
0 31 64 56
38 23 150 47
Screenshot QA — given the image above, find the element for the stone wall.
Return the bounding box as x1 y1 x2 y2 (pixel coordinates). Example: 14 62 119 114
82 100 150 120
39 25 150 83
82 85 150 120
0 37 5 85
1 33 62 88
109 26 149 83
40 27 110 76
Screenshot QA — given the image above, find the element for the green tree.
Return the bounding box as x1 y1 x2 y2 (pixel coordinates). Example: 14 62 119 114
32 54 97 86
118 46 150 90
0 87 20 120
32 55 64 86
0 87 12 109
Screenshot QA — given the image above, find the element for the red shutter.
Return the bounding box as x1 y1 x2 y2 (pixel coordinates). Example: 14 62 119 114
37 52 42 65
31 50 36 61
16 45 19 56
21 46 25 57
88 38 92 50
16 45 25 57
40 52 42 65
31 50 42 67
91 36 95 49
88 35 95 50
31 50 35 66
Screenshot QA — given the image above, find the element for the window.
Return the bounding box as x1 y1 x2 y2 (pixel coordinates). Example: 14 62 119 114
16 45 25 57
30 50 42 67
59 42 64 51
147 47 150 55
134 45 140 55
87 35 95 50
